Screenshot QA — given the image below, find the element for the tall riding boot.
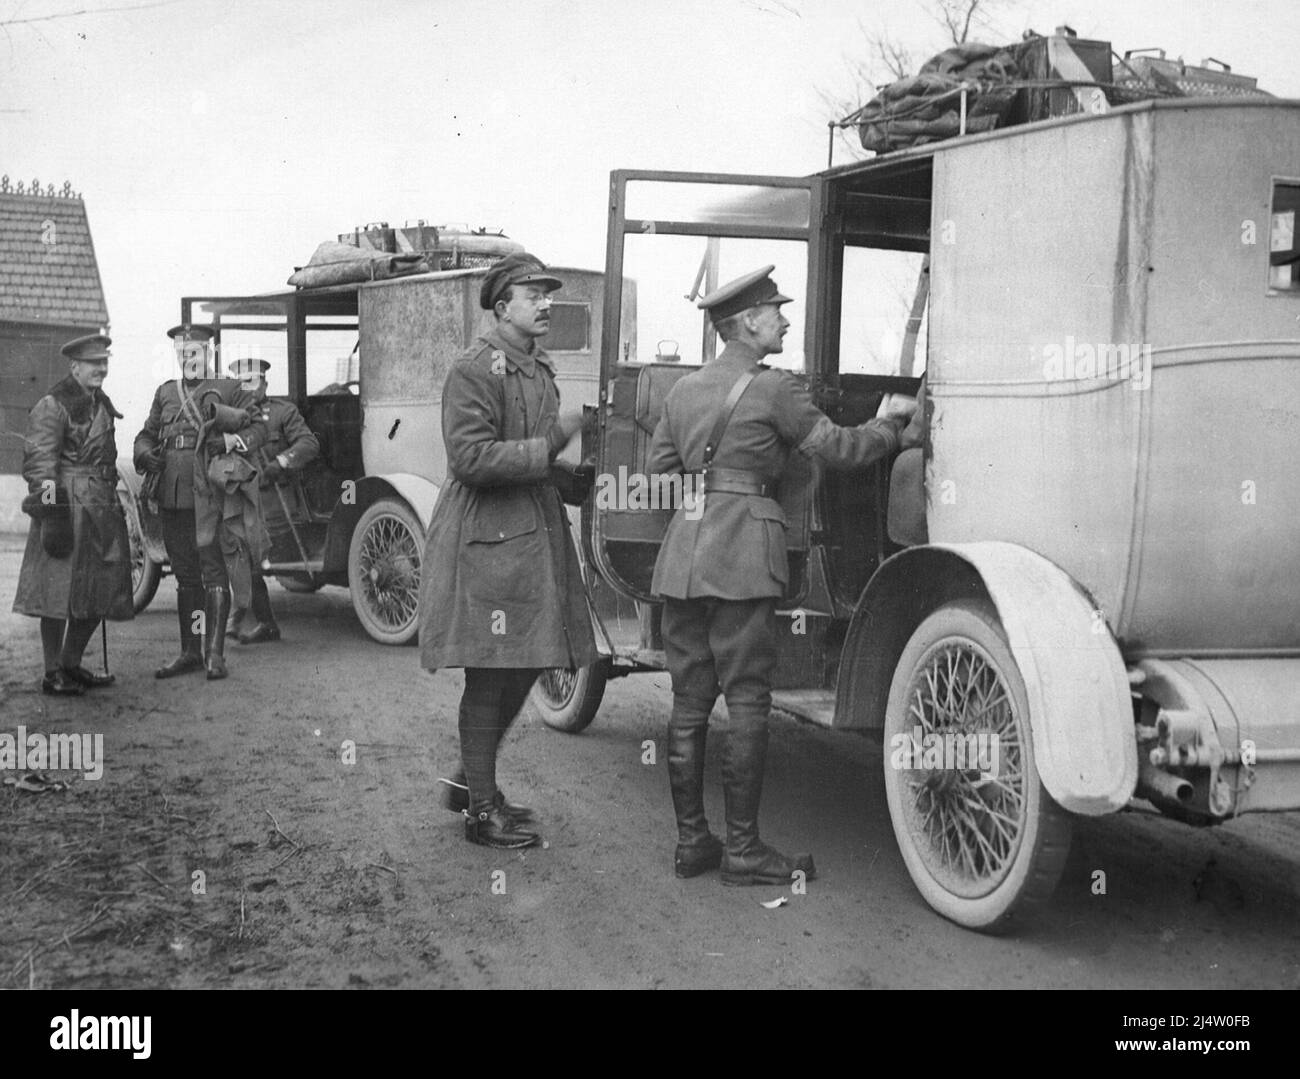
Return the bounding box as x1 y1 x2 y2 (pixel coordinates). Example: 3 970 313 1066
720 710 815 886
238 575 281 644
669 695 721 878
204 586 231 681
156 586 205 679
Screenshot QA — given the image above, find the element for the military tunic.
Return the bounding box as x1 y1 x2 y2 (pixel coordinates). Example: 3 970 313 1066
12 376 134 622
251 396 319 533
133 378 268 596
418 328 596 671
647 341 904 600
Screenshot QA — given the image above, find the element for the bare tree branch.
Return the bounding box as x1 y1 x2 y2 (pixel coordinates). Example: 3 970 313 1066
0 0 185 27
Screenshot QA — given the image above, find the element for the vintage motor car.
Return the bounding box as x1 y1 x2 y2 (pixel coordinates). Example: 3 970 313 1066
585 97 1300 930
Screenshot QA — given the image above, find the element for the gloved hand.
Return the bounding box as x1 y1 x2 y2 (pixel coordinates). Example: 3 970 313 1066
40 510 74 559
261 459 284 484
222 432 248 453
135 446 164 475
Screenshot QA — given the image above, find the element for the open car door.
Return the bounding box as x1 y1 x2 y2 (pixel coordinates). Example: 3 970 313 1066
592 169 816 605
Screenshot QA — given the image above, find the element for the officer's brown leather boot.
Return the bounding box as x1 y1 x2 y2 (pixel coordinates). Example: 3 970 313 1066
669 696 722 878
156 586 205 679
720 714 815 887
204 586 230 681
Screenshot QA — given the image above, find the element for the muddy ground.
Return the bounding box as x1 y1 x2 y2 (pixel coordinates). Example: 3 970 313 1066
2 537 1299 991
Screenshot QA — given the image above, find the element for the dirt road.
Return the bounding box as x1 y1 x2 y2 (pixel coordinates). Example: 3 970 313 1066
2 538 1298 990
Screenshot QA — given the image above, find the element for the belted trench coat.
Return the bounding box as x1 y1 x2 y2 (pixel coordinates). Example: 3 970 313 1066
418 328 596 671
12 376 134 622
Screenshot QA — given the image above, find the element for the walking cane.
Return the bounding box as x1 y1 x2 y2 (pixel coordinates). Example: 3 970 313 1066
101 621 109 675
273 479 314 578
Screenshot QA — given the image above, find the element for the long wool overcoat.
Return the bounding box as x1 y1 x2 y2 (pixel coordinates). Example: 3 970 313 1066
12 376 134 622
418 328 596 671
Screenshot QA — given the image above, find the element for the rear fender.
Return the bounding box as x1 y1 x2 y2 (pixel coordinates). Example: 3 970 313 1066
321 473 438 575
837 541 1137 815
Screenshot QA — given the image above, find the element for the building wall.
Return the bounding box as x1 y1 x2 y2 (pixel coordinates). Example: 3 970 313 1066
0 320 98 531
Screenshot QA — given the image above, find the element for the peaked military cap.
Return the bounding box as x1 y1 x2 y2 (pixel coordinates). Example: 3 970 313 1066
166 323 216 342
479 252 563 310
228 357 271 377
697 265 792 323
60 333 112 361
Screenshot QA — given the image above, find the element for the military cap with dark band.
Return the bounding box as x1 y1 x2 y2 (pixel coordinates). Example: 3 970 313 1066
228 358 272 377
696 264 792 323
479 252 563 310
60 333 112 361
166 323 216 342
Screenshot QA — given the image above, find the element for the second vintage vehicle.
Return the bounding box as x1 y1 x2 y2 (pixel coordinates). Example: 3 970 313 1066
117 222 625 729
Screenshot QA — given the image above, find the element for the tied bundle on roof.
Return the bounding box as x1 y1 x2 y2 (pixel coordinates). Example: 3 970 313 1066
855 42 1024 154
287 241 429 289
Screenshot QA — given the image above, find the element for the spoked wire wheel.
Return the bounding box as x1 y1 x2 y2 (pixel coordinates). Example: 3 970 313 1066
347 498 422 644
883 599 1071 931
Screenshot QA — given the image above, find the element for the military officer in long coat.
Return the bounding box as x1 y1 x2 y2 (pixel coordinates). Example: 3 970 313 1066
419 253 596 850
12 334 134 695
133 325 267 680
647 266 915 885
225 357 320 644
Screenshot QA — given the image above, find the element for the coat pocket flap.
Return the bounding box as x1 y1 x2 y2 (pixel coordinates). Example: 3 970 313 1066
747 499 787 527
467 498 538 544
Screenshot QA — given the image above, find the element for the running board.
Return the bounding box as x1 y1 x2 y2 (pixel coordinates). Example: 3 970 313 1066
771 689 837 728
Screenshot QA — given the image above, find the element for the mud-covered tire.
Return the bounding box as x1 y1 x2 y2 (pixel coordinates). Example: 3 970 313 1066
883 598 1072 933
531 660 610 733
347 498 422 645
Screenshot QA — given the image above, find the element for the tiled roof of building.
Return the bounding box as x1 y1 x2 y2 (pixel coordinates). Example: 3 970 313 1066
0 182 109 327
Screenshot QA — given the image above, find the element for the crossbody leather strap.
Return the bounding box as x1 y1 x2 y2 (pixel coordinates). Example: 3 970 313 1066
701 366 761 471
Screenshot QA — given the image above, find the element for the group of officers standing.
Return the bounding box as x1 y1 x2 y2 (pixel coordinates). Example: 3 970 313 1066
16 253 917 890
13 324 318 694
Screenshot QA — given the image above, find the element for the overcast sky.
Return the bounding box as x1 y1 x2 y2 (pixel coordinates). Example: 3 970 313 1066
4 0 1299 425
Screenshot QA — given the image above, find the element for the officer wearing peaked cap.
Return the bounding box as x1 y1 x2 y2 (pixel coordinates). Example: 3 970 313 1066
13 333 134 695
225 357 320 644
647 265 916 885
133 323 268 680
419 251 597 851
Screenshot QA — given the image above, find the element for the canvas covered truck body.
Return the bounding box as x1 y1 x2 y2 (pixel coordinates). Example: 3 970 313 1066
589 98 1300 929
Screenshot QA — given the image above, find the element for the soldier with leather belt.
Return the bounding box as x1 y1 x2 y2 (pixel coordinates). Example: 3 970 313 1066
225 358 320 644
133 325 267 680
647 266 915 886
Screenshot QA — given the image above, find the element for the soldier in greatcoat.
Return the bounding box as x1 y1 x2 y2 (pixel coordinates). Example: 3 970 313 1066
12 334 134 695
647 266 916 885
133 325 267 680
419 253 596 850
